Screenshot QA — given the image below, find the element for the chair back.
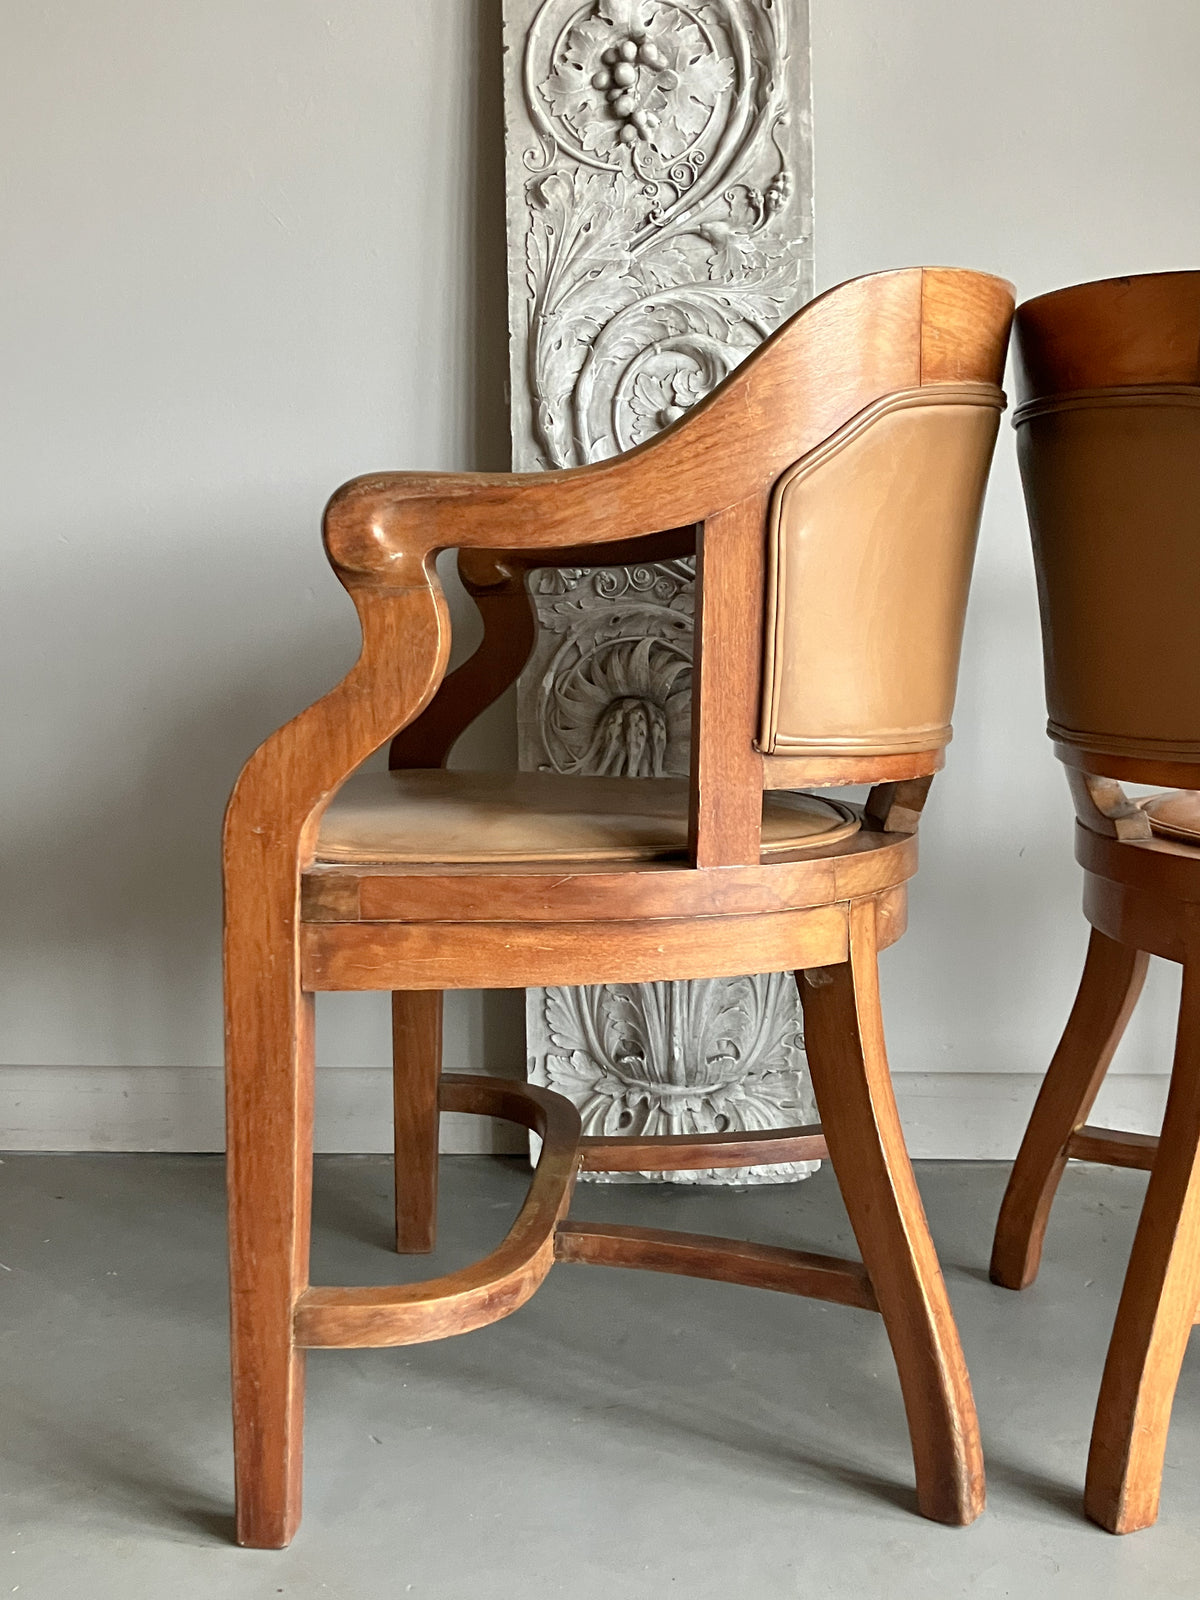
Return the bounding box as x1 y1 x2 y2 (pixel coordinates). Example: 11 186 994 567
759 380 1004 761
750 269 1012 777
1014 272 1200 782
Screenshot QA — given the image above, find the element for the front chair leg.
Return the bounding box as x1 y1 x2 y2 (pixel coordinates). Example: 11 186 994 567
226 973 314 1549
392 990 443 1253
799 899 985 1526
991 929 1149 1290
1085 955 1200 1534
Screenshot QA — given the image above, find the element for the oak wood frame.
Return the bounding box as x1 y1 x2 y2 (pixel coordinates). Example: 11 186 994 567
225 267 1011 1548
991 270 1200 1535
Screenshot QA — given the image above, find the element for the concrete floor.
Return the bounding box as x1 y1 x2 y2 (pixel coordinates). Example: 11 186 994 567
1 1155 1198 1599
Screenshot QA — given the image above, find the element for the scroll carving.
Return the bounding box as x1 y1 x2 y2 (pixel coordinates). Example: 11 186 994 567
508 0 813 471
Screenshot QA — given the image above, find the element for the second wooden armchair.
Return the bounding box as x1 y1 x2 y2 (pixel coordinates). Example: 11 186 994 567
991 270 1200 1533
224 266 1014 1547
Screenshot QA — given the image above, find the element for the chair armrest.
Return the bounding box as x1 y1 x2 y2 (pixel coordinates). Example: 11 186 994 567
228 481 700 851
323 266 961 583
323 460 711 584
224 575 451 870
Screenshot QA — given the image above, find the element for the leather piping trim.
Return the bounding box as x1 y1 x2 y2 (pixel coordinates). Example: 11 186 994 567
1014 383 1200 427
766 725 954 757
1048 720 1200 763
760 381 1005 757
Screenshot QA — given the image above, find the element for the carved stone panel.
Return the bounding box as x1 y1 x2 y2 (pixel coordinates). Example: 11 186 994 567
534 975 815 1184
503 0 816 1184
504 0 814 472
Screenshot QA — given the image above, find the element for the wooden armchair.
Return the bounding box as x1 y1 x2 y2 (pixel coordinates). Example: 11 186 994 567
224 266 1014 1547
990 270 1200 1533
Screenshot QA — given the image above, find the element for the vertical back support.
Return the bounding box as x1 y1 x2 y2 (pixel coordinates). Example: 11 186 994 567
689 497 769 868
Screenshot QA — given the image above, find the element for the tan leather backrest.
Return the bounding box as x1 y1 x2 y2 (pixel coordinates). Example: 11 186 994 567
759 385 1003 757
1014 272 1200 772
1016 390 1200 765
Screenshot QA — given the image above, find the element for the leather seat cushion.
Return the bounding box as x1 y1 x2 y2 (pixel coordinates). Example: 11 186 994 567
315 769 860 866
1140 789 1200 845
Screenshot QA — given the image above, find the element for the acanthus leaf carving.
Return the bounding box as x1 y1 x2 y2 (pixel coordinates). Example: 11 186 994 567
531 975 818 1185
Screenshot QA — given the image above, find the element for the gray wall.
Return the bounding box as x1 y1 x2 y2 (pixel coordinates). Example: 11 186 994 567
2 0 1199 1152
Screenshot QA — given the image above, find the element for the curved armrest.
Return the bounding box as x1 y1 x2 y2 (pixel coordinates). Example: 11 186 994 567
323 455 717 583
324 267 1003 582
224 576 451 871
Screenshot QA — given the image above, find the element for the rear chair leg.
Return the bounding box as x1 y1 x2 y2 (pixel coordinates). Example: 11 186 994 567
392 990 443 1253
799 899 985 1526
991 929 1148 1290
1086 954 1200 1534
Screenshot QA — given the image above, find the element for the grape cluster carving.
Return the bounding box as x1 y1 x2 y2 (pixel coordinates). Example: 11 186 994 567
591 35 669 146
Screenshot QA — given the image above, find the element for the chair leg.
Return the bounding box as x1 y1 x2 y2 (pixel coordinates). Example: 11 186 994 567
226 975 314 1549
1085 955 1200 1534
392 990 443 1253
990 929 1148 1291
799 899 985 1526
